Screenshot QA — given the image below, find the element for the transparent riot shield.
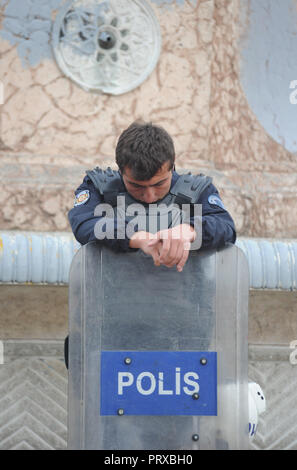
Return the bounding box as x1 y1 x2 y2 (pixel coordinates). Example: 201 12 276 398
68 243 249 450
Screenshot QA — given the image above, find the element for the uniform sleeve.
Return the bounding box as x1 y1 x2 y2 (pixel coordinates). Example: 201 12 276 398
191 183 236 250
68 176 134 252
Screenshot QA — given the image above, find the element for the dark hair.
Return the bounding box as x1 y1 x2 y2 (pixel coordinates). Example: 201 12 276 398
115 120 175 180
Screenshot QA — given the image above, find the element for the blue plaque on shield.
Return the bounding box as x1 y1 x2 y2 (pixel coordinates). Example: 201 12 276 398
100 351 217 416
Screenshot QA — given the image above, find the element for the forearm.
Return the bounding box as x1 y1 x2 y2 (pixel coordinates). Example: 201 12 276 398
129 231 149 249
199 213 236 250
70 215 133 252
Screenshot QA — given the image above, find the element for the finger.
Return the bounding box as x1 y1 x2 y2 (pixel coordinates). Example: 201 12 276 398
175 241 185 267
147 233 161 246
164 239 181 267
148 229 170 246
176 244 190 272
154 247 162 266
159 238 172 263
165 240 185 268
148 239 159 247
150 244 162 266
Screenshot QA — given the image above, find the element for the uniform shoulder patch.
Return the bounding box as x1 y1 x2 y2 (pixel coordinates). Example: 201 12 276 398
74 189 90 206
208 194 225 210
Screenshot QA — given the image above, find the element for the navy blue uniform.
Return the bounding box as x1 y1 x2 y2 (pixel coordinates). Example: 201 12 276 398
68 170 236 251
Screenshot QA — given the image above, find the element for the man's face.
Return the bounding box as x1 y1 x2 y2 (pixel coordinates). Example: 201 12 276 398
121 162 173 204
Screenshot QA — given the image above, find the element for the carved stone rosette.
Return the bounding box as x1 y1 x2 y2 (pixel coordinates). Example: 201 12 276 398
52 0 161 94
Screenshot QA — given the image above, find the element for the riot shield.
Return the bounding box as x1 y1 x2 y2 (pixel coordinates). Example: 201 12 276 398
68 243 249 450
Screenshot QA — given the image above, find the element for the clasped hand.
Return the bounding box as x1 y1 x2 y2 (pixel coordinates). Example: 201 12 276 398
129 224 196 272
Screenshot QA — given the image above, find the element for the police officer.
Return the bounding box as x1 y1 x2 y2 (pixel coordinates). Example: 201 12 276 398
68 120 236 273
64 121 237 367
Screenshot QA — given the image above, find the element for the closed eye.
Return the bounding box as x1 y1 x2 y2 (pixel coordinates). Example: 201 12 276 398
130 179 168 189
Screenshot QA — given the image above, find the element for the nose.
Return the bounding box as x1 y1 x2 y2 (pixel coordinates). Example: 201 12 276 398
142 187 156 203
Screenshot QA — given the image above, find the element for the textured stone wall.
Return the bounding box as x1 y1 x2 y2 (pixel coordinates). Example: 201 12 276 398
2 285 297 345
0 0 296 238
1 1 296 451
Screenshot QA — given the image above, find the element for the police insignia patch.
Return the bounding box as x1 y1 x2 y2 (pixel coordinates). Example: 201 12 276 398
208 194 225 210
74 190 90 206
